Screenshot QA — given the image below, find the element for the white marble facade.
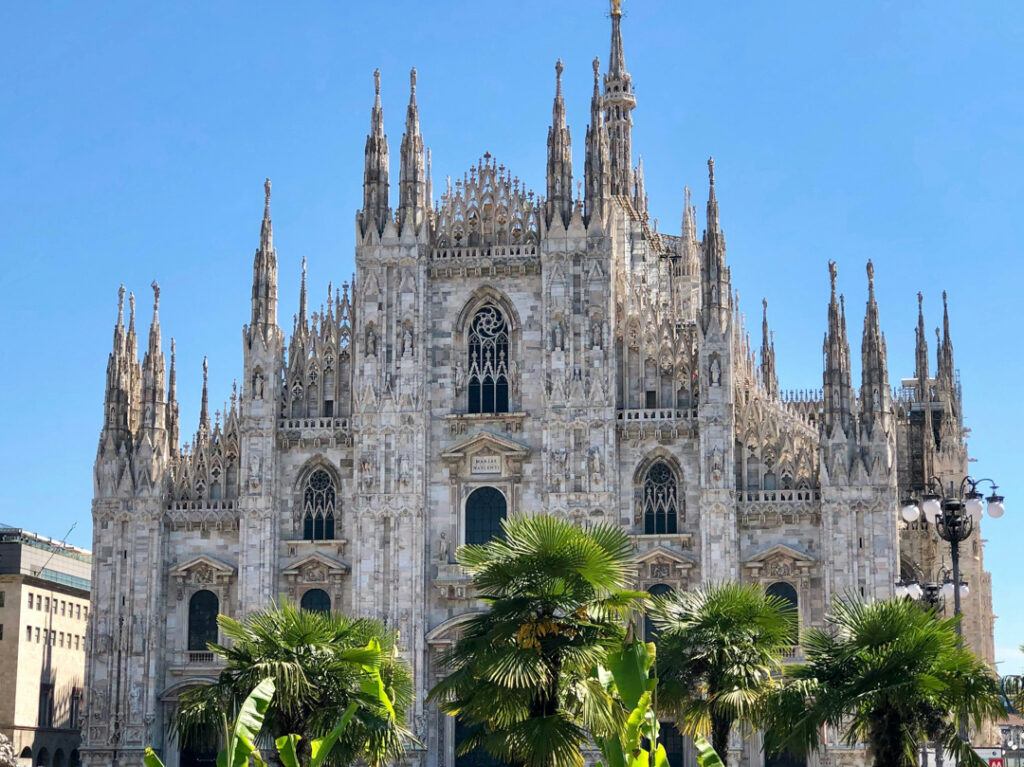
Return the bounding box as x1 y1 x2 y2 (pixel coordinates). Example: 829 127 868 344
82 7 995 767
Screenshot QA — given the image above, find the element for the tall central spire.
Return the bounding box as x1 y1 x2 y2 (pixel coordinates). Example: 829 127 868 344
360 69 391 237
250 178 279 340
603 0 636 197
545 59 573 228
398 67 427 235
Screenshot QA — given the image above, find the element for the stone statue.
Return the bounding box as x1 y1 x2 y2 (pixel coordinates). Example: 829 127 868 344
398 454 411 486
129 682 142 713
252 369 264 400
710 355 721 386
509 360 520 397
365 325 377 357
401 325 413 357
438 531 449 562
248 453 262 492
453 360 465 393
553 322 564 352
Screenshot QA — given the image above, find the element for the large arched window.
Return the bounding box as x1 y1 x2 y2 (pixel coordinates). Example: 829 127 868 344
766 581 800 644
644 583 673 643
465 487 507 545
467 303 510 414
302 469 336 541
300 588 331 614
188 590 219 651
642 462 678 534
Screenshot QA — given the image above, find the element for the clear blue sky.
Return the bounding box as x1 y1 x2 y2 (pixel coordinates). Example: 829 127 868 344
1 1 1021 672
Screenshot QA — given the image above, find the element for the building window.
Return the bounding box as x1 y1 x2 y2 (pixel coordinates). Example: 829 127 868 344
35 627 40 643
302 469 336 541
467 303 510 414
39 683 54 728
44 598 50 612
644 584 673 643
0 590 4 607
75 604 81 620
26 626 32 641
0 624 3 640
188 590 219 651
28 593 33 609
61 601 66 616
641 462 678 534
465 487 507 545
69 688 81 730
59 632 64 647
300 588 331 614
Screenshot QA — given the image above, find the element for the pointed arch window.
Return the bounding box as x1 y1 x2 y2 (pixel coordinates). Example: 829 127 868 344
467 303 510 414
303 469 336 541
642 462 678 534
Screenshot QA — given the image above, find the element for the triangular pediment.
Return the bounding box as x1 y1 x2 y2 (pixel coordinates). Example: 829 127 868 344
169 552 237 577
633 544 697 568
743 543 816 566
281 550 351 576
440 431 531 461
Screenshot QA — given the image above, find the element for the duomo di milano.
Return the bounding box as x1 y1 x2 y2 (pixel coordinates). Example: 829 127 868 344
84 3 995 767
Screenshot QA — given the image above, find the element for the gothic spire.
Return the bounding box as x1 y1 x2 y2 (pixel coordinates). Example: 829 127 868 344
700 158 729 333
360 69 391 237
584 56 610 224
101 285 132 442
761 298 778 398
250 178 279 341
167 338 179 450
140 281 166 433
823 261 853 436
914 291 929 388
298 256 308 329
860 259 890 435
603 0 636 197
545 59 573 228
397 67 427 235
939 290 955 385
633 155 648 219
198 356 210 439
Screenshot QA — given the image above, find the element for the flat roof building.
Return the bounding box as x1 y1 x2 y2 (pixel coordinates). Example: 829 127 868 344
0 526 90 767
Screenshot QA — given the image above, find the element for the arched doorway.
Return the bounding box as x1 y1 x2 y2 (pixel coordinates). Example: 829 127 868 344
465 487 506 545
300 588 331 614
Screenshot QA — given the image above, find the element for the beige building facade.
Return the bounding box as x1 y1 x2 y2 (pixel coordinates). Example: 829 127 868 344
0 527 91 767
81 6 995 767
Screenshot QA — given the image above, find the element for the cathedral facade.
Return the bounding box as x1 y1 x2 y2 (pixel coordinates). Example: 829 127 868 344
82 6 995 767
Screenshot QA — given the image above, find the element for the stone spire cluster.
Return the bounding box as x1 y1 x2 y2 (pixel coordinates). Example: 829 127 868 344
249 178 279 344
397 68 427 235
823 261 853 438
603 0 636 197
359 69 391 236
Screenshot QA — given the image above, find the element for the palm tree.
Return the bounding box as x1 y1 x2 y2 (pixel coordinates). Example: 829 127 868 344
649 580 798 758
762 596 1004 767
173 601 414 767
428 514 647 767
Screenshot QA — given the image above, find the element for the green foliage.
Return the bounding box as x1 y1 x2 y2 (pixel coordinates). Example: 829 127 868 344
693 734 726 767
429 514 647 767
650 580 797 756
762 596 1004 767
172 601 413 767
594 639 668 767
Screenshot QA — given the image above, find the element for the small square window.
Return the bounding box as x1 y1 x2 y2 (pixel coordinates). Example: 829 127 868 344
59 632 64 647
74 635 79 650
0 591 5 607
76 605 81 620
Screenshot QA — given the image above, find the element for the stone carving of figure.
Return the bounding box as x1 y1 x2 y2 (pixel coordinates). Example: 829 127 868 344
589 448 602 488
360 456 374 491
129 682 142 714
398 454 411 486
591 318 603 349
553 322 564 352
710 355 721 386
453 360 465 394
248 453 262 492
551 448 567 490
365 325 377 357
509 360 520 397
91 688 108 721
437 531 449 562
401 325 413 357
252 369 264 400
709 447 724 482
131 614 144 655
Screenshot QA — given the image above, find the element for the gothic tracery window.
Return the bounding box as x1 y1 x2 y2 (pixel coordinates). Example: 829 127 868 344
642 462 678 534
467 303 510 414
302 469 336 541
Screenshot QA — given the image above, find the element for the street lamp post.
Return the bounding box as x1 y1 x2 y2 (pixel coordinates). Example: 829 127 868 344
900 475 1006 745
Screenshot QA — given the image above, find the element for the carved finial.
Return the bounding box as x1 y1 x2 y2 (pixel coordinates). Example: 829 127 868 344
917 291 924 312
203 356 208 380
555 59 564 96
593 56 600 79
763 297 768 314
610 0 622 16
128 291 136 328
373 68 381 96
410 67 417 94
171 338 176 358
942 289 948 309
828 260 838 293
117 285 125 323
